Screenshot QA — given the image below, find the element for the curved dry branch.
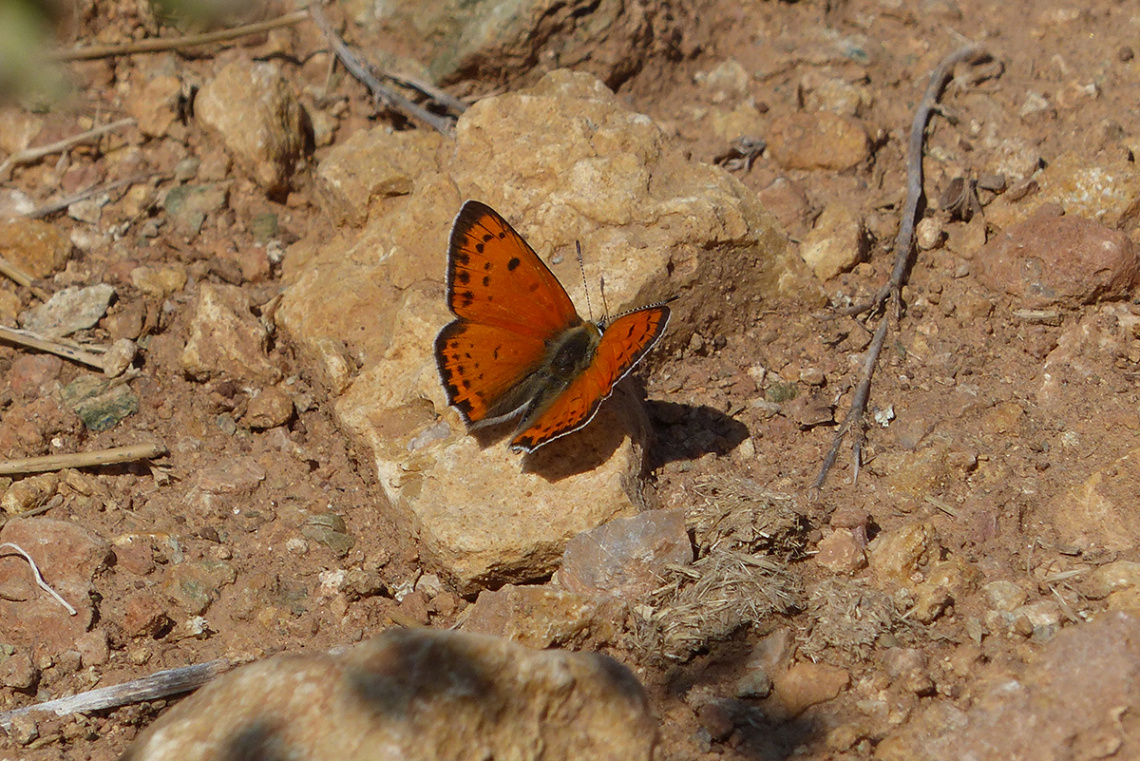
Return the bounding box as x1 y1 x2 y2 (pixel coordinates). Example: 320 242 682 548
814 44 991 490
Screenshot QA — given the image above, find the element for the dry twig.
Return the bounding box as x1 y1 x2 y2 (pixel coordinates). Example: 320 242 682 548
0 118 135 181
0 543 76 615
0 660 231 730
51 10 309 61
26 171 164 219
308 4 457 135
0 443 167 476
0 325 106 370
0 255 35 288
814 44 990 490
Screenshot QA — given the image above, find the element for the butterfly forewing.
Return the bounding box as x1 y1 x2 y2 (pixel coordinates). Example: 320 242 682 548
510 304 671 452
447 201 580 337
435 320 550 424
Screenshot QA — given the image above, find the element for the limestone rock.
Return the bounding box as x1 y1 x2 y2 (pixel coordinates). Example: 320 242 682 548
1038 303 1140 412
798 204 866 281
1050 446 1140 552
0 518 109 654
868 522 938 584
0 218 71 278
557 509 692 598
243 386 294 429
195 61 307 197
122 628 656 761
985 151 1140 230
277 69 815 594
1 473 58 515
815 528 867 574
316 127 445 226
771 661 849 717
380 0 674 90
127 75 183 138
976 210 1139 308
461 584 607 648
181 283 281 384
102 338 138 377
19 283 114 338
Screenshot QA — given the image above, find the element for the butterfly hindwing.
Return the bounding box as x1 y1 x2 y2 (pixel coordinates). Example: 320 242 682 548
447 201 580 337
510 304 671 452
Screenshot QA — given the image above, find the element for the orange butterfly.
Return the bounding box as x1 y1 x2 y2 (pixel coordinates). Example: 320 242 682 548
435 201 672 453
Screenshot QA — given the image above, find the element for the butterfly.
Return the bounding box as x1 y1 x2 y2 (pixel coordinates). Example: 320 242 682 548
434 201 673 453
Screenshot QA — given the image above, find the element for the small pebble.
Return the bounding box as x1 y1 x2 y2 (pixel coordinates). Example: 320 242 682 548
0 650 37 689
102 338 138 377
735 668 772 699
983 580 1028 611
799 367 825 386
695 701 735 742
915 217 945 250
8 715 38 746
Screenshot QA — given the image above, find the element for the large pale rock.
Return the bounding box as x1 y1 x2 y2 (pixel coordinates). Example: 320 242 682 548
278 69 813 594
316 127 445 226
122 628 656 761
195 61 307 197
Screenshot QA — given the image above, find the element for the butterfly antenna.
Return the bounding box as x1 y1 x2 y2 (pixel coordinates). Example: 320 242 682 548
576 240 595 322
599 275 611 324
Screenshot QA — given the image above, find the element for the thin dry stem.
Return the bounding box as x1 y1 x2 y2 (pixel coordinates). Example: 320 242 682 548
27 171 163 219
51 10 309 61
814 43 990 490
309 4 456 135
0 118 134 181
0 443 167 476
0 659 231 730
0 543 76 615
0 325 106 370
0 255 35 288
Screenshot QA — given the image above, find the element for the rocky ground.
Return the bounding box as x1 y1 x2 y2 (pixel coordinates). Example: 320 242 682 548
2 0 1140 759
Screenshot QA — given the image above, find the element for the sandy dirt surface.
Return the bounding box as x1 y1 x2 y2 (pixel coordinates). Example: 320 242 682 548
1 0 1139 758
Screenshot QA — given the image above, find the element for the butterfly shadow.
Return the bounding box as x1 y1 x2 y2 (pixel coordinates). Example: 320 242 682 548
469 404 635 482
643 401 752 468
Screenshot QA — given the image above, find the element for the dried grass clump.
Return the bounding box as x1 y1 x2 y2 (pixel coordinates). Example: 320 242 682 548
688 476 809 558
799 578 904 663
633 549 801 662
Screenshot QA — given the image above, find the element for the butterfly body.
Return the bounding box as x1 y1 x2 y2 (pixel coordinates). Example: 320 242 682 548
435 201 671 453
